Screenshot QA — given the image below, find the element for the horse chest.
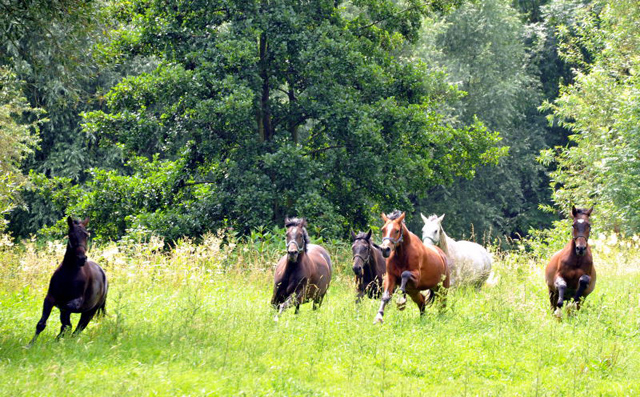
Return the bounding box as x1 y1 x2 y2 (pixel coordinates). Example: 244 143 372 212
50 268 88 301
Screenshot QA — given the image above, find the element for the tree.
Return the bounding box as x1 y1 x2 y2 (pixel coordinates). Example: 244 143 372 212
69 0 505 240
0 69 42 230
540 0 640 234
411 0 554 239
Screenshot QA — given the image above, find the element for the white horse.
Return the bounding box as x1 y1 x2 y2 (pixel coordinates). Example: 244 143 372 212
421 213 492 287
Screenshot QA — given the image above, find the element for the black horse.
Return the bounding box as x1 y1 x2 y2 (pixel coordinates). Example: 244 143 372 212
350 230 385 302
30 217 108 344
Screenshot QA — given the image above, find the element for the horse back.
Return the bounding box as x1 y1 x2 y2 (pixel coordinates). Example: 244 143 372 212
306 244 332 291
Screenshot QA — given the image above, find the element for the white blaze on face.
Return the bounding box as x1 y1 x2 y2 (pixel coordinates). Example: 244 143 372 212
288 227 298 251
577 219 585 224
381 224 393 248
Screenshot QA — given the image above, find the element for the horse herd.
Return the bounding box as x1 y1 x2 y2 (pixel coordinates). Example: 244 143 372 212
29 206 596 343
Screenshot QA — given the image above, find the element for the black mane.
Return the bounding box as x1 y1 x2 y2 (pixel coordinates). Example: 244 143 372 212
354 231 371 241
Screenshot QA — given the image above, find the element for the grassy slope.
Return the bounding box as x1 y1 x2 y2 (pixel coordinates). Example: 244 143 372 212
0 234 639 396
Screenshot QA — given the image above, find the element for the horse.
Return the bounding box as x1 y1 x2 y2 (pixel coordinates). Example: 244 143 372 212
421 213 492 287
350 229 385 302
29 217 108 345
271 218 332 319
374 211 450 324
545 206 596 317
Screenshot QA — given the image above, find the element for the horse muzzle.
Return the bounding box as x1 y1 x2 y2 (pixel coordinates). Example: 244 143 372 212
352 265 363 276
287 251 299 262
380 246 391 258
575 246 587 256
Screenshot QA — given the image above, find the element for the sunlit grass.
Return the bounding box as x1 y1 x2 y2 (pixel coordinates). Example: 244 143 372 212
1 233 639 395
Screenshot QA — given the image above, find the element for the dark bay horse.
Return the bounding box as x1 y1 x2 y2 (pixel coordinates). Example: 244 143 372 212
545 206 596 317
30 217 108 344
374 211 450 324
271 218 332 320
350 230 385 302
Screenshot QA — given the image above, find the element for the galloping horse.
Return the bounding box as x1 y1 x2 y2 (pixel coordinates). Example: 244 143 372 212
421 213 492 287
545 206 596 317
271 218 332 319
30 217 108 344
350 230 385 302
374 211 450 324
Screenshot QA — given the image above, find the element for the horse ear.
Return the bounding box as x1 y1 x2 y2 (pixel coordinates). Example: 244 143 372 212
82 217 90 227
571 205 578 218
381 213 389 222
397 212 406 223
586 207 594 216
350 230 357 241
421 213 428 223
67 216 74 229
438 214 445 223
366 229 372 240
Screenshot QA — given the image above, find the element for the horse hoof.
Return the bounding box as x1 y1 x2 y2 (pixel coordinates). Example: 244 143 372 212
274 315 279 322
553 308 562 319
396 296 407 311
374 314 384 324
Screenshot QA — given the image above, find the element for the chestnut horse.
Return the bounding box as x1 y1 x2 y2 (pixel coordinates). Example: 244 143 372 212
545 206 596 317
30 217 108 344
271 218 332 319
350 230 385 302
374 211 450 324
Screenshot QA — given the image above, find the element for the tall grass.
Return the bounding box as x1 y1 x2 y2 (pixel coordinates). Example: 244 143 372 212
1 231 639 396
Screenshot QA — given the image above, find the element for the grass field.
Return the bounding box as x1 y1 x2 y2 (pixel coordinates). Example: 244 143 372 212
1 233 639 396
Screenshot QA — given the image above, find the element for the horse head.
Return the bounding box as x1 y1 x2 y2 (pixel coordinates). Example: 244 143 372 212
571 206 593 256
67 216 90 266
351 229 373 277
284 218 309 262
421 213 445 246
380 211 405 258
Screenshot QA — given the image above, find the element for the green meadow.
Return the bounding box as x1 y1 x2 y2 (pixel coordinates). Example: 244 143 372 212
1 234 639 396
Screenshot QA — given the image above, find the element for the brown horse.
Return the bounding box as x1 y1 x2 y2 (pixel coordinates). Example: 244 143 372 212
350 230 385 302
30 217 108 345
545 206 596 317
374 211 450 324
271 218 332 319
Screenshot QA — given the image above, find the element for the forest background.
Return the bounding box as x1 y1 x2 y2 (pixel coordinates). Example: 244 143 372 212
2 0 639 244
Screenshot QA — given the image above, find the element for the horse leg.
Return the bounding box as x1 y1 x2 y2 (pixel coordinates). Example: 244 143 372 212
374 276 396 324
407 290 426 315
396 271 416 311
554 276 567 317
29 297 54 346
573 274 591 310
548 289 558 310
73 307 99 336
56 310 72 339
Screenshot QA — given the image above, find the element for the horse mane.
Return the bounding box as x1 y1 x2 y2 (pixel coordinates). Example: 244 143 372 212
284 217 310 252
354 231 371 241
386 210 404 221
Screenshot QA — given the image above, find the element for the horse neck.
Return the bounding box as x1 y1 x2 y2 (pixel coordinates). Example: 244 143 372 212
394 224 414 258
62 243 79 268
438 228 451 256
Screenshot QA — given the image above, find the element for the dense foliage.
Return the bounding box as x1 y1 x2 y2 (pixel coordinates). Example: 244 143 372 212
540 0 640 234
2 0 639 241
